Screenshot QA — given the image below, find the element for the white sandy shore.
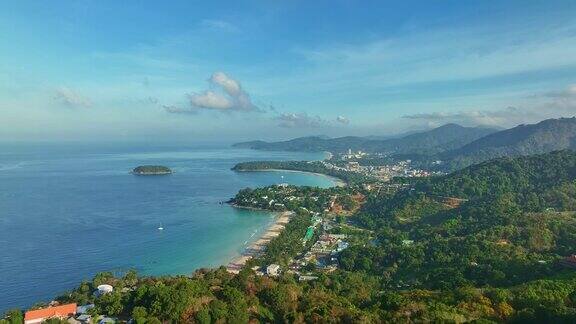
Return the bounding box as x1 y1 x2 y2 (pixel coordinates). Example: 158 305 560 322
226 211 294 273
226 165 344 273
237 168 346 187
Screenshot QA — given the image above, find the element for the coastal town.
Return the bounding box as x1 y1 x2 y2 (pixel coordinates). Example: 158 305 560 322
323 149 445 181
226 181 366 278
5 148 576 323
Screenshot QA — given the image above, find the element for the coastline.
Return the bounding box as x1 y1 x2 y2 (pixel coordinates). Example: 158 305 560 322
235 168 346 187
225 167 342 273
226 211 294 273
0 145 342 311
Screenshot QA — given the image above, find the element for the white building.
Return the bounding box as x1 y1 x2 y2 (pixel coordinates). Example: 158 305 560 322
95 284 113 296
266 264 280 276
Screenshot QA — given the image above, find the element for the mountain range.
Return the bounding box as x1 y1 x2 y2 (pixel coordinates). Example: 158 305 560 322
234 117 576 170
443 117 576 169
233 123 497 156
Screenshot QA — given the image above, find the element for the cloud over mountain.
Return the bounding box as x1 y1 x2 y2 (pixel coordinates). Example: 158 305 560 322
402 84 576 128
402 107 527 126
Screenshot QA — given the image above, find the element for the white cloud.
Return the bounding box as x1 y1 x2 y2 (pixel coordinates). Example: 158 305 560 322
402 84 576 128
53 87 92 108
275 112 327 128
210 72 242 97
543 84 576 99
402 107 527 127
181 72 259 113
189 90 233 110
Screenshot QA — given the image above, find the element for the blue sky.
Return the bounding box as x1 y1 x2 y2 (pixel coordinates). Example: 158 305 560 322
1 0 576 141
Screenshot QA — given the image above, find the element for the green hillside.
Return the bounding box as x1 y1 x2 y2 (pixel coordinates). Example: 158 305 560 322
443 117 576 169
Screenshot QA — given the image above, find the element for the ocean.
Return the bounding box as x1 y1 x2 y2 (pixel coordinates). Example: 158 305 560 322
0 142 335 311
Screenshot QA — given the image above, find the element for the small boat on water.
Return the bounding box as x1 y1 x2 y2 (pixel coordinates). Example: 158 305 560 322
158 222 164 231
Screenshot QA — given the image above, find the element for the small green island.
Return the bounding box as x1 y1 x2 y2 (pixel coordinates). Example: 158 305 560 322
132 165 172 175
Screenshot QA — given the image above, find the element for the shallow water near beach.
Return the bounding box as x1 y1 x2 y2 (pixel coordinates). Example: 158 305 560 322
0 142 335 311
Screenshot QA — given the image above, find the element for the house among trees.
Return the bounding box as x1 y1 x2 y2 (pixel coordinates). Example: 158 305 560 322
24 303 76 324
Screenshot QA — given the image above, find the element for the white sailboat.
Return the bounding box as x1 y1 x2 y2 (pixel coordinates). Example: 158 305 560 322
158 222 164 231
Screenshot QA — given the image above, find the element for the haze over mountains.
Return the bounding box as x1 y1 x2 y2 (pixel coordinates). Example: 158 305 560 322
234 117 576 170
234 124 497 155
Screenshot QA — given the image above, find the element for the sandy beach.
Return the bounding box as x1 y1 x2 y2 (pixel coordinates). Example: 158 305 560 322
237 168 346 187
226 211 294 273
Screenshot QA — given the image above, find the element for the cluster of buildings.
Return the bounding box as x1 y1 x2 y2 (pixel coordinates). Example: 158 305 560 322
256 215 351 281
296 232 350 273
234 184 335 214
22 285 116 324
292 216 351 273
340 149 368 160
324 153 443 181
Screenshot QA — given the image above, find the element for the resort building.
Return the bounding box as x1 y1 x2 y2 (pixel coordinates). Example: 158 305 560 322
267 264 280 276
24 303 77 324
95 284 114 296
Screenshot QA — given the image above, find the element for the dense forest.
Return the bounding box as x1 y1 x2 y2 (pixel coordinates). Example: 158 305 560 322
350 151 576 289
4 151 576 323
441 117 576 170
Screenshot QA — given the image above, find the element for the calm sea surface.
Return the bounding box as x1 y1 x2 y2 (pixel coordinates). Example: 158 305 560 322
0 143 334 311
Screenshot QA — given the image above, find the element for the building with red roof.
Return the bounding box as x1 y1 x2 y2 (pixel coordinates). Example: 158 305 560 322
24 303 77 324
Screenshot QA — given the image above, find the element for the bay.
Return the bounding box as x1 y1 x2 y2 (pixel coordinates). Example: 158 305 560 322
0 142 335 311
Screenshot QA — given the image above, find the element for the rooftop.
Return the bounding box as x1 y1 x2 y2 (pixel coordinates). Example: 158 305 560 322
25 303 77 322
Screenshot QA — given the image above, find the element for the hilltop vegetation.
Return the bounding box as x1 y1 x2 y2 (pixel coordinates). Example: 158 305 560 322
350 150 576 290
443 117 576 169
424 150 576 203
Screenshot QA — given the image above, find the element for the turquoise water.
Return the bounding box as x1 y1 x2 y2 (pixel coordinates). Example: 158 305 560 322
0 143 334 311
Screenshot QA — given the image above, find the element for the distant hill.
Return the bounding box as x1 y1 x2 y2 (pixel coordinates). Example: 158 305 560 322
380 123 497 155
233 124 497 155
233 135 369 152
424 149 576 200
443 117 576 169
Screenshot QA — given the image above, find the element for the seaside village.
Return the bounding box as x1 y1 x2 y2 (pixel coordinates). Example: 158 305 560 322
226 180 369 282
323 149 444 181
